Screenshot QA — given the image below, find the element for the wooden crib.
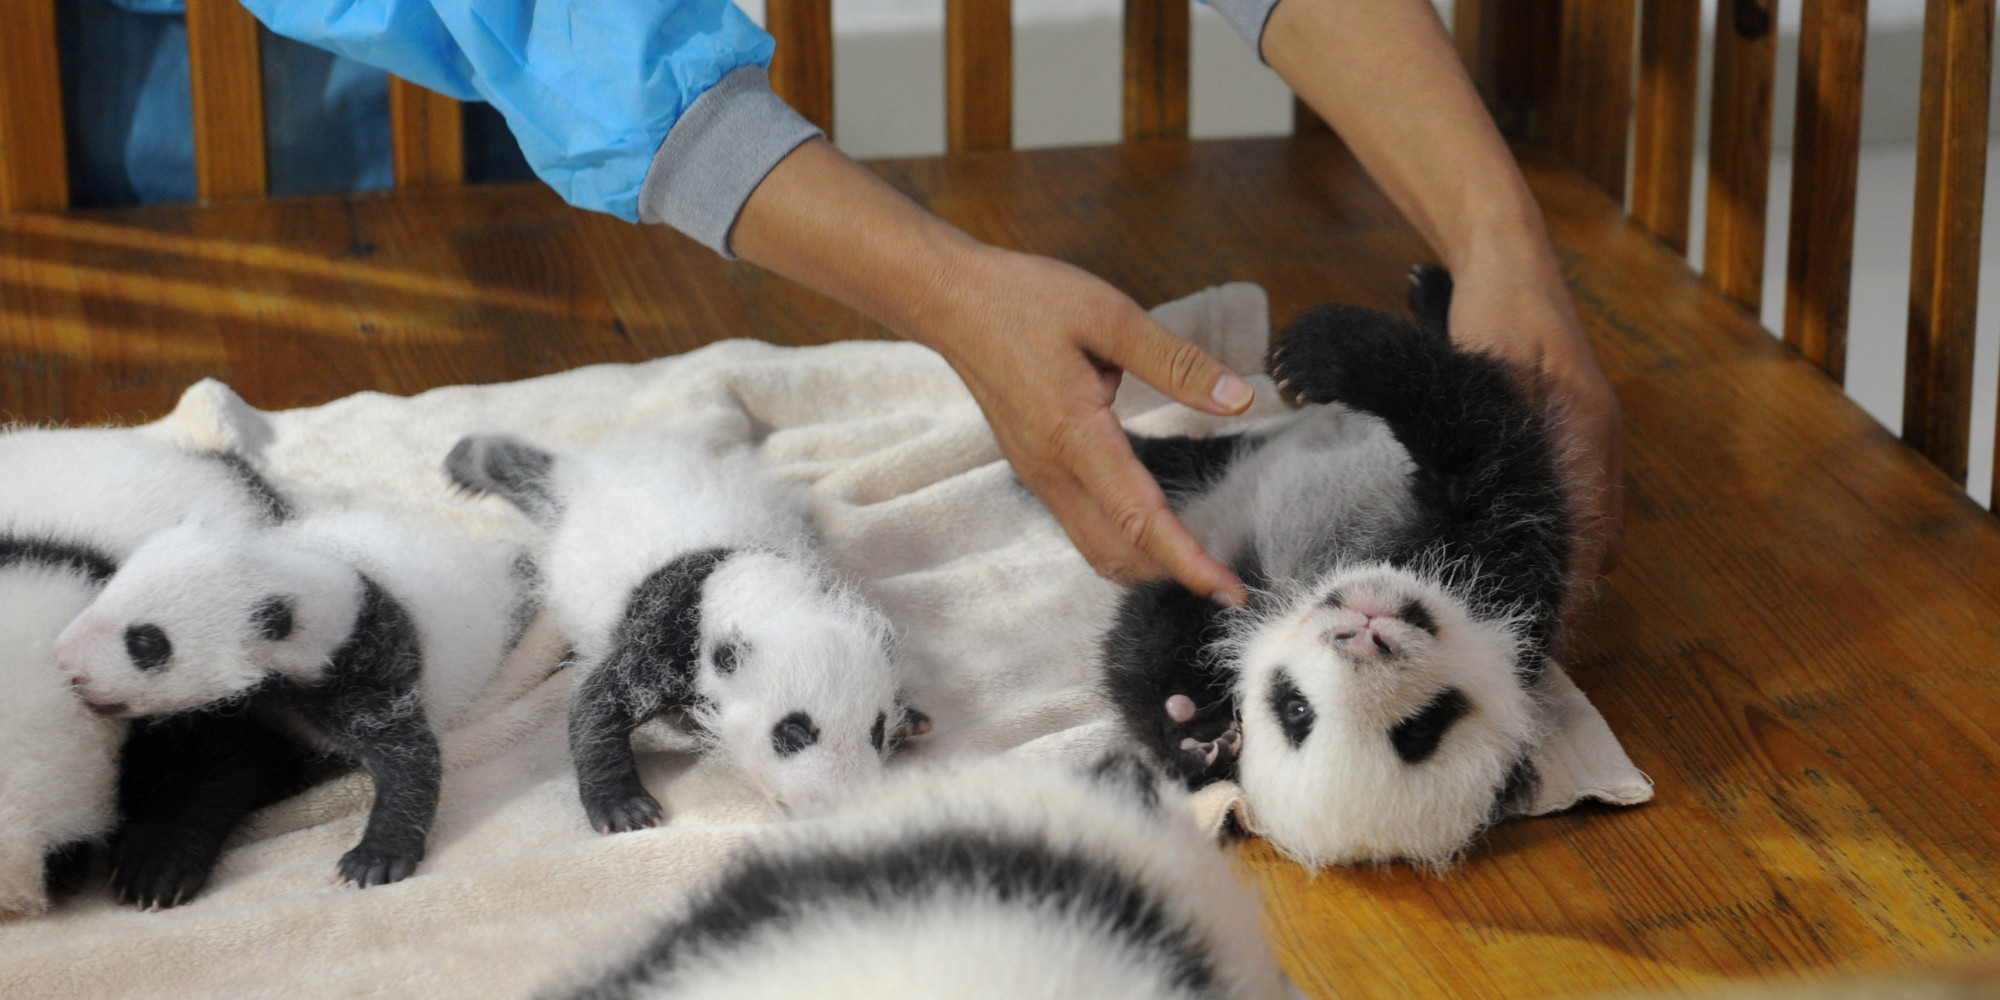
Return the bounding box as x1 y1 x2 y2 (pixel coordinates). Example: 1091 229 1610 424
3 1 1998 996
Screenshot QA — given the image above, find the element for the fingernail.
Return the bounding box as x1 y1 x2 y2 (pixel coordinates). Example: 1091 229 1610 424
1210 372 1253 411
1211 590 1244 608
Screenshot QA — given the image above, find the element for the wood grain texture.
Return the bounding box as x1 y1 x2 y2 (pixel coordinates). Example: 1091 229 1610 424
1632 0 1700 253
1703 0 1781 312
946 0 1012 153
1122 0 1189 142
767 0 835 138
4 136 2000 996
1903 0 1994 488
1543 0 1638 201
185 0 268 202
390 77 465 188
1452 0 1560 138
0 0 67 212
1783 0 1868 383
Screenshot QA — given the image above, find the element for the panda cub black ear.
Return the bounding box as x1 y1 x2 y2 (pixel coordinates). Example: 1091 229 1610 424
252 595 295 642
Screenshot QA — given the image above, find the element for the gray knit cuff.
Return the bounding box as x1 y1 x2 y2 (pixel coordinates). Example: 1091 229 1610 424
1206 0 1283 59
638 64 824 258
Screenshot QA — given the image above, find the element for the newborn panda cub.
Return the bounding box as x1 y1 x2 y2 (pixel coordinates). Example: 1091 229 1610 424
446 432 920 834
1104 266 1570 868
55 507 531 888
0 427 298 912
554 753 1297 1000
0 540 121 916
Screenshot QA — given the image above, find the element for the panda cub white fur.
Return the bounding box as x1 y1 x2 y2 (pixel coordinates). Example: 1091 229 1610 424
554 753 1298 1000
0 552 121 916
446 431 921 833
1104 267 1570 869
54 505 532 888
0 426 294 913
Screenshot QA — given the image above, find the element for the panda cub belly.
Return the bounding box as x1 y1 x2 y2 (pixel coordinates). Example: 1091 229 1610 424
1106 265 1571 869
553 754 1297 1000
445 431 921 834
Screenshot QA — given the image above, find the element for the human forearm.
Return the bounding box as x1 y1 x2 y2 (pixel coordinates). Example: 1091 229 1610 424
1260 0 1547 271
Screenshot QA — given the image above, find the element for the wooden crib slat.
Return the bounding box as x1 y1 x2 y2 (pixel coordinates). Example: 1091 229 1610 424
1782 0 1868 383
1123 0 1189 142
1546 1 1636 202
947 0 1012 153
1703 0 1781 313
186 0 269 202
1903 0 1993 487
1632 0 1700 254
0 0 68 211
390 77 464 188
767 0 835 139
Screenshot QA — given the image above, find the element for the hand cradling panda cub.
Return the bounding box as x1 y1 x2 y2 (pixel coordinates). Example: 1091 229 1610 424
1103 265 1572 869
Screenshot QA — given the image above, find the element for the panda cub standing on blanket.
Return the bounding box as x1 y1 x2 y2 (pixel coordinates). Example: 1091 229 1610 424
1103 266 1572 868
446 431 922 833
554 753 1297 1000
0 428 293 914
55 503 534 889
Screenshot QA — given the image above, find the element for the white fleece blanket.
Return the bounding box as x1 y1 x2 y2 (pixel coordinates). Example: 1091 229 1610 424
0 284 1650 998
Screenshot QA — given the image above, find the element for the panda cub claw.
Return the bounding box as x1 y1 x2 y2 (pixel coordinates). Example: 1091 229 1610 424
586 790 665 835
338 845 421 889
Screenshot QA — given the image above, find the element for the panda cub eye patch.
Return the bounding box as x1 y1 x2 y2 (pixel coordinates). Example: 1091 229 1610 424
1267 670 1315 748
252 596 294 641
124 624 173 673
712 638 745 675
1389 687 1471 764
771 711 820 757
870 711 887 753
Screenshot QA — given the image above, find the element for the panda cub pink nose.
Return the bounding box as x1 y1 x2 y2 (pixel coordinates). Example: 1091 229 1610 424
1327 598 1406 658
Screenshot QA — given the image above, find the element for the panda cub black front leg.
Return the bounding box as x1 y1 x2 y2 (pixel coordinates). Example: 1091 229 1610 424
570 662 668 834
1100 579 1244 787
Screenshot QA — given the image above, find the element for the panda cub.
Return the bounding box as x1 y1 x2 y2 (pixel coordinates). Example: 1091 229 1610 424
1103 266 1571 868
0 427 296 913
55 505 532 889
446 432 920 834
0 542 122 916
553 753 1297 1000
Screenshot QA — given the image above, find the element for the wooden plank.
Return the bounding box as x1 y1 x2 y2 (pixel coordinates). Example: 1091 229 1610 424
1631 0 1700 254
8 141 2000 995
1122 0 1189 142
185 0 268 202
1293 97 1332 137
1903 0 1994 487
389 77 465 188
1454 0 1559 140
0 0 67 211
1782 0 1869 383
1702 0 1781 313
1542 0 1637 202
946 0 1012 153
767 0 835 139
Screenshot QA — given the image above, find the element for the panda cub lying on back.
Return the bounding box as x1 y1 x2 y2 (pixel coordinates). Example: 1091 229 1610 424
1104 266 1571 868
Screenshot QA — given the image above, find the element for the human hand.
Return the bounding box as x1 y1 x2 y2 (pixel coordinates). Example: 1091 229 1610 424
1444 244 1625 612
914 245 1255 604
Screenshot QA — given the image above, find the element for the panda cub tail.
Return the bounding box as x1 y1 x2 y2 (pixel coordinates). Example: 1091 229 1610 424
445 434 563 529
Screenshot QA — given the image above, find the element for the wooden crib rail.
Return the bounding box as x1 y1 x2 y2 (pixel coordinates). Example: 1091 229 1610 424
1462 0 1996 501
0 0 465 211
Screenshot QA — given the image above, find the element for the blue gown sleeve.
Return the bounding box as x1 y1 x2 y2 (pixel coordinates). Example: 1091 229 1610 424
239 0 820 252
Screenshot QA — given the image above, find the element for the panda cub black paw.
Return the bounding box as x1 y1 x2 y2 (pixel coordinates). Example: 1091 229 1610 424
585 788 666 836
337 844 422 890
109 832 218 911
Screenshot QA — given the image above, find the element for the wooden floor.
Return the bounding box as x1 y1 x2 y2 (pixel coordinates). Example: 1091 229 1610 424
4 136 1998 998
